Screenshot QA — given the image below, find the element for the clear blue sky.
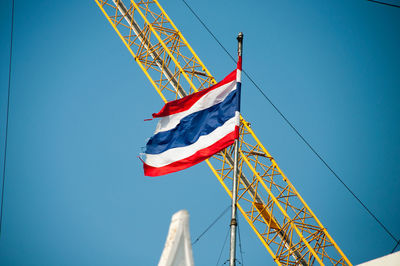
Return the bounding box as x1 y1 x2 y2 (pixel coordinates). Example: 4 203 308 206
0 0 399 265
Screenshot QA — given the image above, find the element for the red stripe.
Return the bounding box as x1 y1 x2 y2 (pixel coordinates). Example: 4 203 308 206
143 126 239 176
237 56 242 71
152 70 237 118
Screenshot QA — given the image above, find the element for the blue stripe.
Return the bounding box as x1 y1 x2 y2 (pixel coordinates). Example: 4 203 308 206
145 89 239 155
237 82 241 112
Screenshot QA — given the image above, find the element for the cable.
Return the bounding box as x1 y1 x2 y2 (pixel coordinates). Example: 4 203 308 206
391 240 400 253
367 0 400 8
0 0 15 236
181 0 235 63
192 205 231 246
237 216 244 265
216 227 230 266
181 0 399 248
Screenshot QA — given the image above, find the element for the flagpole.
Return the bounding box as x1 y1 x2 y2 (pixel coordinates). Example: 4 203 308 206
229 32 243 266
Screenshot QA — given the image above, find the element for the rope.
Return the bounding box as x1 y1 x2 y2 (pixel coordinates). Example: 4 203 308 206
215 227 230 266
181 0 399 249
1 0 15 236
367 0 400 8
391 239 400 253
237 216 244 265
192 205 230 246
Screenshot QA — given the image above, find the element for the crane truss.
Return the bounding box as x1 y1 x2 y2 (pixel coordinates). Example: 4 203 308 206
95 1 352 265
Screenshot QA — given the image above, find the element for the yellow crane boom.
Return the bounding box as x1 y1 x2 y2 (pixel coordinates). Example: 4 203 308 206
95 1 351 265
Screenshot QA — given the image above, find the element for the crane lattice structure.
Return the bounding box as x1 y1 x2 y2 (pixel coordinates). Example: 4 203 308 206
95 1 352 265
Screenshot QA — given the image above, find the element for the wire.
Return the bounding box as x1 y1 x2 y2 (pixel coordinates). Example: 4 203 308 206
367 0 400 8
192 205 231 246
216 227 230 266
0 0 15 236
181 0 400 248
181 0 235 63
391 240 400 253
237 216 244 265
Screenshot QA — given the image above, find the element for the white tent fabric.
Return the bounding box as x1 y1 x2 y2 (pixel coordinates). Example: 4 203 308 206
158 210 194 266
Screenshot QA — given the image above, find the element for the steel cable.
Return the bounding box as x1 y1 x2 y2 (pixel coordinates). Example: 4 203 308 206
181 0 400 252
367 0 400 8
216 227 230 266
192 205 231 246
0 0 15 236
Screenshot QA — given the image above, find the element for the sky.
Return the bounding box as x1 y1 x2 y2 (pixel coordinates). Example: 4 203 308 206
0 0 399 265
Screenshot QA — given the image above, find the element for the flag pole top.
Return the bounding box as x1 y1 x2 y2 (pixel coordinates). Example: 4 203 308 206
237 32 243 41
237 32 243 57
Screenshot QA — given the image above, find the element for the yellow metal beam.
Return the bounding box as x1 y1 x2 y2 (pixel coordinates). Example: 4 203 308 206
94 1 352 265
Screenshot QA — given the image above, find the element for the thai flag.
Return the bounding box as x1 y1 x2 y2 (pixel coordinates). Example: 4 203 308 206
142 58 242 176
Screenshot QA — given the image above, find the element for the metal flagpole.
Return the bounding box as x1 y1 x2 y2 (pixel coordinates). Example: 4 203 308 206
229 32 243 266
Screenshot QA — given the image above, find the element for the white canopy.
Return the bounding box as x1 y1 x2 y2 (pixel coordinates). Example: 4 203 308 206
158 210 195 266
357 251 400 266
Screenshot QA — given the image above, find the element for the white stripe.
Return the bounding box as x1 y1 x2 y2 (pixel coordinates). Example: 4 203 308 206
237 69 241 82
154 80 237 134
145 112 239 168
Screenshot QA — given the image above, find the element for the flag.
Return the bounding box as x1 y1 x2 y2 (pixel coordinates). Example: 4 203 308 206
142 58 242 176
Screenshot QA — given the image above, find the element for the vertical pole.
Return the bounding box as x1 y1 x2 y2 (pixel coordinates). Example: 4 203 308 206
229 32 243 266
